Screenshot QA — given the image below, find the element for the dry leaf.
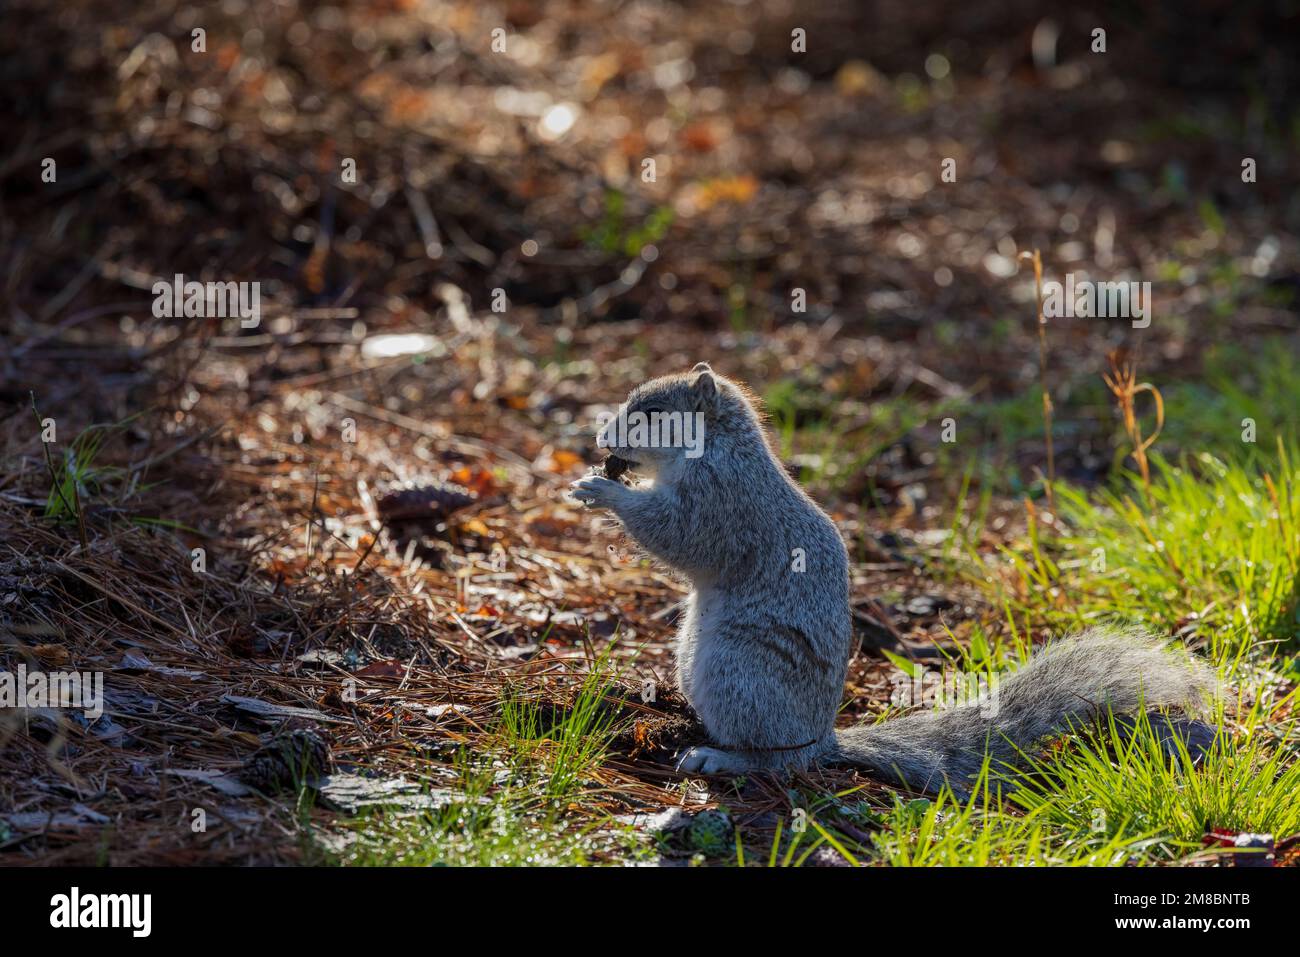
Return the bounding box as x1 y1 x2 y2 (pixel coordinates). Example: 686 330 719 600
548 449 583 472
32 643 70 666
680 120 720 152
356 659 405 679
835 59 888 97
450 466 499 498
692 175 759 212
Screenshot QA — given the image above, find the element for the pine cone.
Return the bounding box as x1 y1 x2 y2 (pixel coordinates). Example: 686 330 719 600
375 480 477 524
602 455 635 482
239 728 333 792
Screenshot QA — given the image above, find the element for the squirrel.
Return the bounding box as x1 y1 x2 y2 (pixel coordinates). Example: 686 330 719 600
570 363 1217 793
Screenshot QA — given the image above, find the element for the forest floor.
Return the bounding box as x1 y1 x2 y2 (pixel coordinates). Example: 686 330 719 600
1 0 1298 865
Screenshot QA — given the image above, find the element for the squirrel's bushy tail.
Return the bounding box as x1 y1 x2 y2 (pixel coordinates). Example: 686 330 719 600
834 628 1218 793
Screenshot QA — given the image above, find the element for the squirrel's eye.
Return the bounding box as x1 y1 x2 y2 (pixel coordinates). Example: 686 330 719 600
640 405 665 416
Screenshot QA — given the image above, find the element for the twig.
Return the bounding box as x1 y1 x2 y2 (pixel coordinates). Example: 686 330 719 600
1103 349 1164 496
1019 249 1055 509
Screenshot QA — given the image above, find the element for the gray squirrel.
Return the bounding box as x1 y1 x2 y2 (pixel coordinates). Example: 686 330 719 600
570 363 1216 792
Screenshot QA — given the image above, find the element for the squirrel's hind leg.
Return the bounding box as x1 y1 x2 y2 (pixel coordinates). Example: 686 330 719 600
675 745 755 775
676 737 833 776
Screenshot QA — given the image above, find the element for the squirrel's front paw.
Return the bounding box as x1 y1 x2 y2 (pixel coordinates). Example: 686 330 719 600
568 475 623 510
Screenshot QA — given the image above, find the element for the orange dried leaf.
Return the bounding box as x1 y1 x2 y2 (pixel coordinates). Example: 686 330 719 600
450 467 499 498
693 175 759 211
680 120 720 152
33 644 70 666
548 449 583 472
357 659 405 679
460 517 491 536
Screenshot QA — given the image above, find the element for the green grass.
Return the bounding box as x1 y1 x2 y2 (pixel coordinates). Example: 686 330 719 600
868 777 1161 867
331 647 648 866
32 404 178 534
934 340 1300 499
762 681 1299 867
967 443 1300 659
870 714 1300 865
579 188 674 257
1155 345 1300 459
39 418 122 528
762 376 952 497
497 656 628 802
1010 703 1300 861
333 755 647 867
907 434 1300 865
733 753 1207 867
736 789 873 867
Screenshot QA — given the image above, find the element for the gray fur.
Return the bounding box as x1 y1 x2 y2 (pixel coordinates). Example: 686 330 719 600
570 366 1217 792
836 627 1216 792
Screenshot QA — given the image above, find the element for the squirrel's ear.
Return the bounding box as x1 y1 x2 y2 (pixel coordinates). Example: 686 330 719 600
691 369 718 406
692 361 713 373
